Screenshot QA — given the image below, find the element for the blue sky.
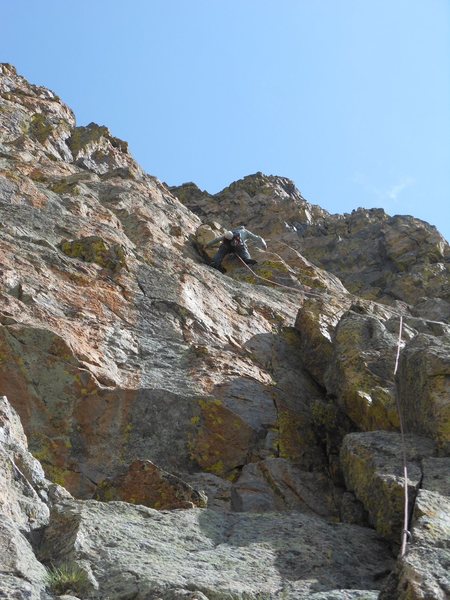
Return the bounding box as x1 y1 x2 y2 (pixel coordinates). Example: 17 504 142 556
2 0 450 242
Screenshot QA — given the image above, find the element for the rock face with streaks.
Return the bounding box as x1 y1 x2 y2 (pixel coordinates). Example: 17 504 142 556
0 64 449 599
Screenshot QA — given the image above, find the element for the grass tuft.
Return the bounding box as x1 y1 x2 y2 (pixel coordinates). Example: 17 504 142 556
45 562 90 595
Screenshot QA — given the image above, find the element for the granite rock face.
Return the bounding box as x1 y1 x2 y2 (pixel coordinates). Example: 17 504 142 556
380 459 450 599
38 498 394 600
340 432 436 543
397 333 450 453
172 173 450 319
1 64 449 599
95 459 208 509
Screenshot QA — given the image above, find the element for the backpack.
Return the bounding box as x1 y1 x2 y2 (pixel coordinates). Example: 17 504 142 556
230 232 244 248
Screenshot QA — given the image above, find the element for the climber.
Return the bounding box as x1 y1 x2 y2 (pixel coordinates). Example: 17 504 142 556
204 225 267 272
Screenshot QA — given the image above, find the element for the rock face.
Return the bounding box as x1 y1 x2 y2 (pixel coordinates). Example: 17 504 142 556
95 459 208 509
0 64 449 599
38 498 393 600
0 395 71 598
397 333 450 453
172 174 450 318
340 432 436 543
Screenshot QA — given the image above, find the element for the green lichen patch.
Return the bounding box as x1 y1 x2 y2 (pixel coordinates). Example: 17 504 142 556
59 236 127 271
260 259 290 274
50 180 81 195
188 397 254 479
277 408 316 462
29 113 53 144
68 122 128 158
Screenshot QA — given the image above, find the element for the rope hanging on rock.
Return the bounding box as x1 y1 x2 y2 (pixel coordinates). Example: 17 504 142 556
393 316 411 557
235 254 344 301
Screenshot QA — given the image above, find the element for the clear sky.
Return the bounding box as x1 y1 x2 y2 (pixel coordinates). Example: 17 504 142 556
2 0 449 242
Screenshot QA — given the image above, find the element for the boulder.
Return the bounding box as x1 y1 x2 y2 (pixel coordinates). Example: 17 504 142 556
325 311 401 431
384 488 450 599
391 460 450 599
397 333 450 453
395 545 450 600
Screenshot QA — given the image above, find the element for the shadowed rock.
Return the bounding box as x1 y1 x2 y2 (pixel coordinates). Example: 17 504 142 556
95 459 207 509
397 333 450 453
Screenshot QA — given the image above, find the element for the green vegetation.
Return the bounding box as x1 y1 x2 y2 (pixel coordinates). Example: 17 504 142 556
68 123 128 157
45 562 90 596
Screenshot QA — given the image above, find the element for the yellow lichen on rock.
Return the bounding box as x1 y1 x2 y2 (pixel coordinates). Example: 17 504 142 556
59 236 127 271
188 397 254 478
277 408 318 463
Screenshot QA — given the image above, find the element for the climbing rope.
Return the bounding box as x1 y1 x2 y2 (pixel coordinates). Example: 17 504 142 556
234 254 351 322
201 238 444 324
234 253 351 304
393 316 411 557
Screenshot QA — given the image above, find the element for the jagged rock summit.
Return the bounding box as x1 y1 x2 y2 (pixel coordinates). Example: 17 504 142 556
172 172 449 318
0 64 449 599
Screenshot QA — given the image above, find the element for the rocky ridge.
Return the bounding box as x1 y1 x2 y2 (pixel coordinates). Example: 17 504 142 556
0 64 449 599
172 173 450 318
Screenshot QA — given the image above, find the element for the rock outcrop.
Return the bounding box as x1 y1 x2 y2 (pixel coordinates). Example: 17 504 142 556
0 395 71 598
94 459 208 509
172 173 450 319
0 64 449 599
38 498 394 600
